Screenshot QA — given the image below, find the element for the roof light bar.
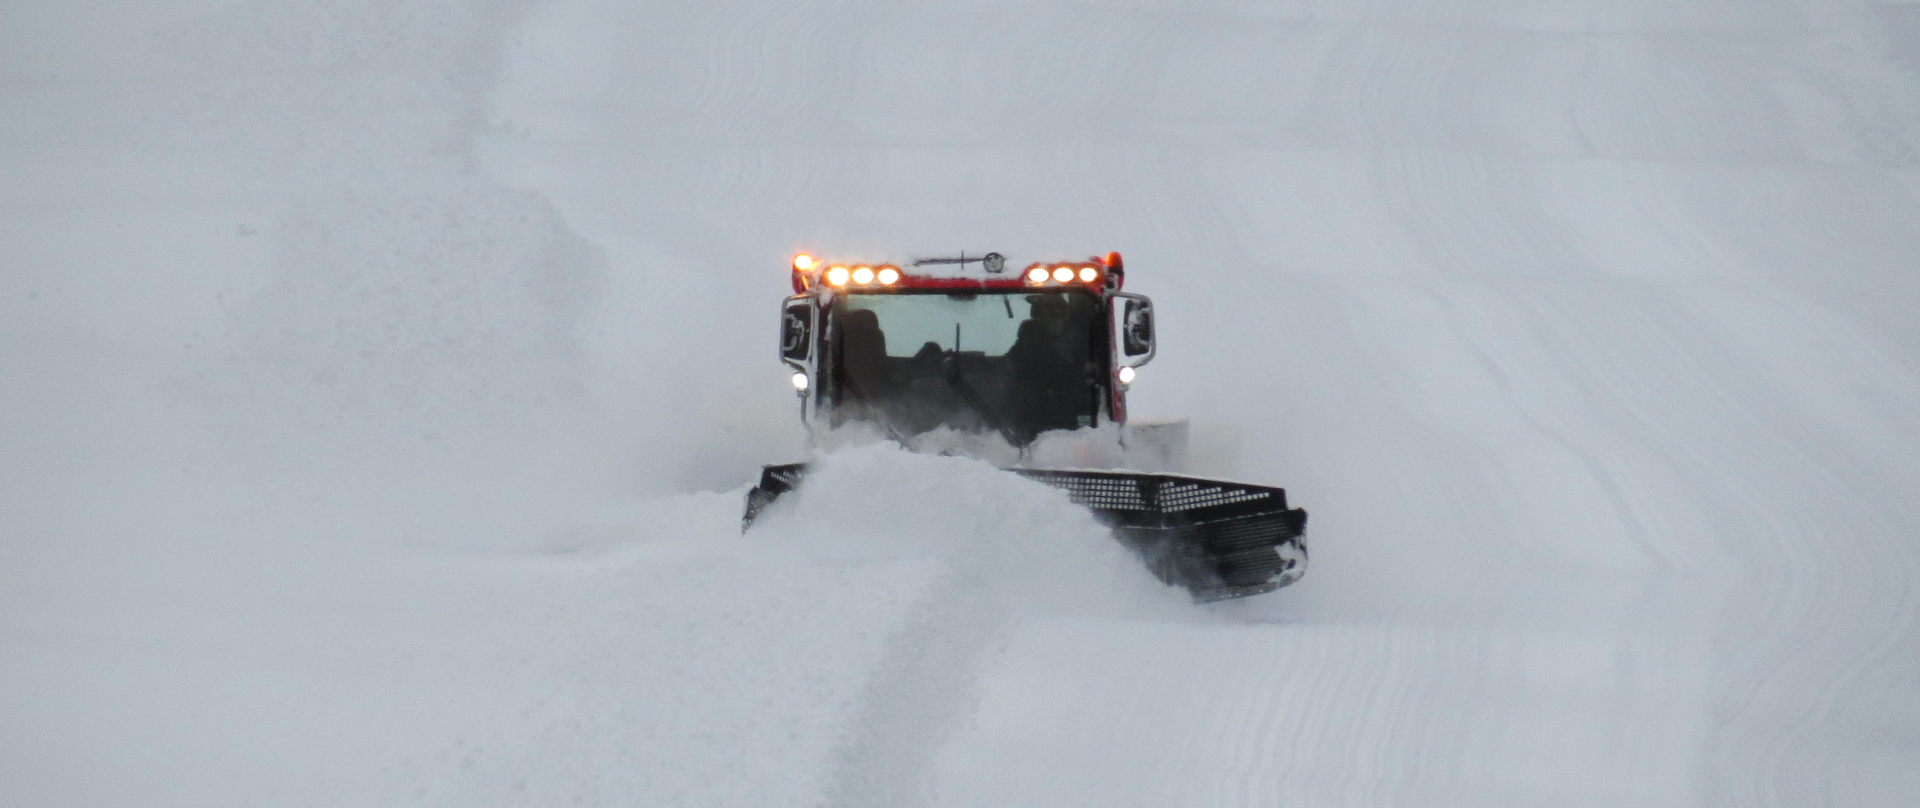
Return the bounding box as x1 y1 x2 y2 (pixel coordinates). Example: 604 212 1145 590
1024 262 1104 287
801 255 1113 289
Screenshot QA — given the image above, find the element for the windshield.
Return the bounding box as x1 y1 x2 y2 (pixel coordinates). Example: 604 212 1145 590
830 290 1102 443
844 293 1029 357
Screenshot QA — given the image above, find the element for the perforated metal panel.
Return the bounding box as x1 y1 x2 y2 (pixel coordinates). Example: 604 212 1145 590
1011 469 1287 516
1014 471 1152 510
1157 480 1274 512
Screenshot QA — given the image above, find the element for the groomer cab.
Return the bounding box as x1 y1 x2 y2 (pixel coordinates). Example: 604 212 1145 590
776 251 1156 446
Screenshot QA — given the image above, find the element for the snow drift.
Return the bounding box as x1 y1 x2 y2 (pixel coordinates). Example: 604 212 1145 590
7 0 1920 806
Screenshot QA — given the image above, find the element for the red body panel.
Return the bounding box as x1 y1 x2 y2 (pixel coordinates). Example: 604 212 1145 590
874 274 1034 291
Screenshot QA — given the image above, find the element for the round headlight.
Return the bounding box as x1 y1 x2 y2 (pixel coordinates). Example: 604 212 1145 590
793 254 816 271
851 266 875 284
1052 266 1074 283
877 266 900 285
1117 366 1136 385
791 372 810 391
826 266 850 286
1078 266 1098 283
1027 267 1049 283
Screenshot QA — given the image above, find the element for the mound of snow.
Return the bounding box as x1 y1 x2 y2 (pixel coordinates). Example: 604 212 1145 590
750 443 1186 617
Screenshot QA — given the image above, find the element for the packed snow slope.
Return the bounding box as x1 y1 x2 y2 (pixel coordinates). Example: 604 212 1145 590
6 0 1920 806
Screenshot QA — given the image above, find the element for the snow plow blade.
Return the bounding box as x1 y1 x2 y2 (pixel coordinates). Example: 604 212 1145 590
741 464 1307 601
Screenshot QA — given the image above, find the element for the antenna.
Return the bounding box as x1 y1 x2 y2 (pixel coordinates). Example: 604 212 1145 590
912 251 1006 272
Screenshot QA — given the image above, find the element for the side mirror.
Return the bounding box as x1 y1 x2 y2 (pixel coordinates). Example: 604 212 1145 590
1113 293 1155 368
780 298 815 363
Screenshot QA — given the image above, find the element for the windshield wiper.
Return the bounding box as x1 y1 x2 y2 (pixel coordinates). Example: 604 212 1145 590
836 368 911 445
943 329 1021 447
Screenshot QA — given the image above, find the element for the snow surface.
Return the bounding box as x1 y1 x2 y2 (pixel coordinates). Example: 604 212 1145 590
6 0 1920 805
